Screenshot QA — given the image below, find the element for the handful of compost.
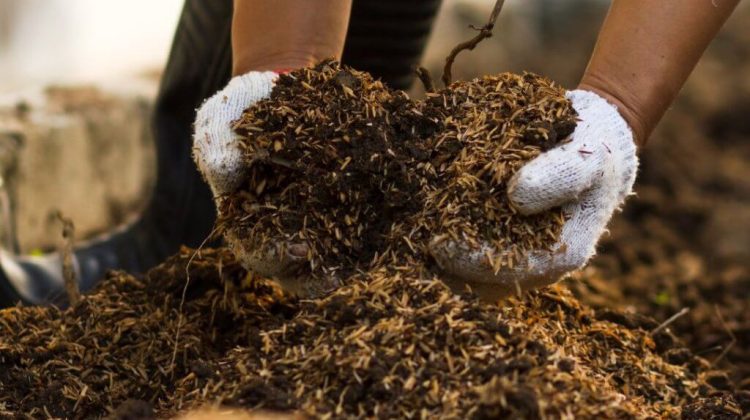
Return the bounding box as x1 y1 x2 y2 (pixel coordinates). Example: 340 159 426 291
193 60 637 298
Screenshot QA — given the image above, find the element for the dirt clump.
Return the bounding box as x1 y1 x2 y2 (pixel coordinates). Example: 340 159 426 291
0 247 740 418
220 60 575 294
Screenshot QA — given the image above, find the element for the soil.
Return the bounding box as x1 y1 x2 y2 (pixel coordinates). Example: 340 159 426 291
0 247 743 419
569 85 750 413
1 3 747 419
221 60 575 295
3 13 750 416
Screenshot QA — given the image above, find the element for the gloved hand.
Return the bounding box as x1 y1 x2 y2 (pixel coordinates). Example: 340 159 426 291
192 71 312 294
429 89 639 299
193 71 277 197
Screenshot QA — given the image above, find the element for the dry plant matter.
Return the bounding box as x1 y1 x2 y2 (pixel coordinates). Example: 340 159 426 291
0 4 745 418
0 69 741 415
220 60 575 293
55 210 80 305
0 248 741 418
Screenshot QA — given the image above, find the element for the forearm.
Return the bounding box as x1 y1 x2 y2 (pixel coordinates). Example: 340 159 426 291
232 0 352 75
578 0 739 146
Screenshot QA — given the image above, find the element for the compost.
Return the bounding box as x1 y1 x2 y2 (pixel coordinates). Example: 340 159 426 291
0 248 742 419
0 58 746 419
219 60 575 294
2 20 748 418
2 0 748 417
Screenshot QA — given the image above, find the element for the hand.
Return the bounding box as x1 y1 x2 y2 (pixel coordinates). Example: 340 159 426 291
193 71 314 294
193 71 277 196
429 89 639 300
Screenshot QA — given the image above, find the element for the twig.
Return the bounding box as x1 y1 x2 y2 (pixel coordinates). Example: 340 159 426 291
169 226 218 377
55 211 80 306
711 305 737 366
415 66 436 93
650 307 689 335
695 345 723 356
442 0 506 87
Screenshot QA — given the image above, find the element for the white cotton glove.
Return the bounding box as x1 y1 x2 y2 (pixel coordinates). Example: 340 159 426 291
193 71 313 293
193 71 278 196
430 89 639 299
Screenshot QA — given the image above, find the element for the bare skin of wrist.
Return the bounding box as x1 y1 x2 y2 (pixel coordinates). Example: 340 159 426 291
232 0 352 75
577 0 739 147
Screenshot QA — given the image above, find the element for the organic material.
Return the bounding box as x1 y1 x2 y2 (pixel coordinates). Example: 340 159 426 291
0 248 740 418
220 60 575 293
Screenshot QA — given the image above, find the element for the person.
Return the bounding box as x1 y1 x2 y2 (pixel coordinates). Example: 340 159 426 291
0 0 739 305
191 0 740 298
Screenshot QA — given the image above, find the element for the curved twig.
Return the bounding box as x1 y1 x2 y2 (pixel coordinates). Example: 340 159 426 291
415 66 436 93
442 0 506 88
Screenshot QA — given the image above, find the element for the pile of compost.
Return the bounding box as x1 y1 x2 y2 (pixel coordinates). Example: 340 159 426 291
2 2 747 418
1 44 747 417
0 247 743 418
220 60 575 293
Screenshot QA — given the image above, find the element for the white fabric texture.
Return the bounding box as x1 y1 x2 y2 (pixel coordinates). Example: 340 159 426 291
430 89 639 295
193 71 277 196
223 229 337 297
193 71 311 293
193 72 335 297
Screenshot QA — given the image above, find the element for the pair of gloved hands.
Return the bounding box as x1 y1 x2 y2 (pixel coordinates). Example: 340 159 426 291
193 71 638 298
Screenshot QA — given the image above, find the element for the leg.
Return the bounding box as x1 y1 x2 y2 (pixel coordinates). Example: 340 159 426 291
150 0 235 249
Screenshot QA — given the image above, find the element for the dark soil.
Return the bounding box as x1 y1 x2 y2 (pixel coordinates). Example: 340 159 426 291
1 48 748 419
570 89 750 415
0 247 742 418
220 60 575 293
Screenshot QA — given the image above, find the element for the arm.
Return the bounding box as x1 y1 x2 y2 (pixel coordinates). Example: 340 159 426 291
194 1 353 293
579 0 740 146
430 1 741 298
232 0 352 75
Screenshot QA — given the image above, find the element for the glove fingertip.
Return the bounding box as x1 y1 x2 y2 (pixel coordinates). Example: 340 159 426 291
508 143 604 215
507 166 563 215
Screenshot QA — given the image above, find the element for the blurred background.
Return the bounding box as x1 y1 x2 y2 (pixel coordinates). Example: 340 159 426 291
0 0 182 92
1 0 749 389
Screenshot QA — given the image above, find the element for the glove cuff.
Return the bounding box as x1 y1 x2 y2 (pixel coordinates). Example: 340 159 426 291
567 89 638 203
226 71 279 97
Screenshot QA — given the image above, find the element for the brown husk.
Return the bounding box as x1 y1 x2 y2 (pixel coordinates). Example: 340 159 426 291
0 247 738 418
220 60 575 287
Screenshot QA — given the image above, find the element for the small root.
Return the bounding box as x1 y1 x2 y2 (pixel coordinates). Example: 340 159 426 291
442 0 506 87
55 211 80 306
169 226 218 377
